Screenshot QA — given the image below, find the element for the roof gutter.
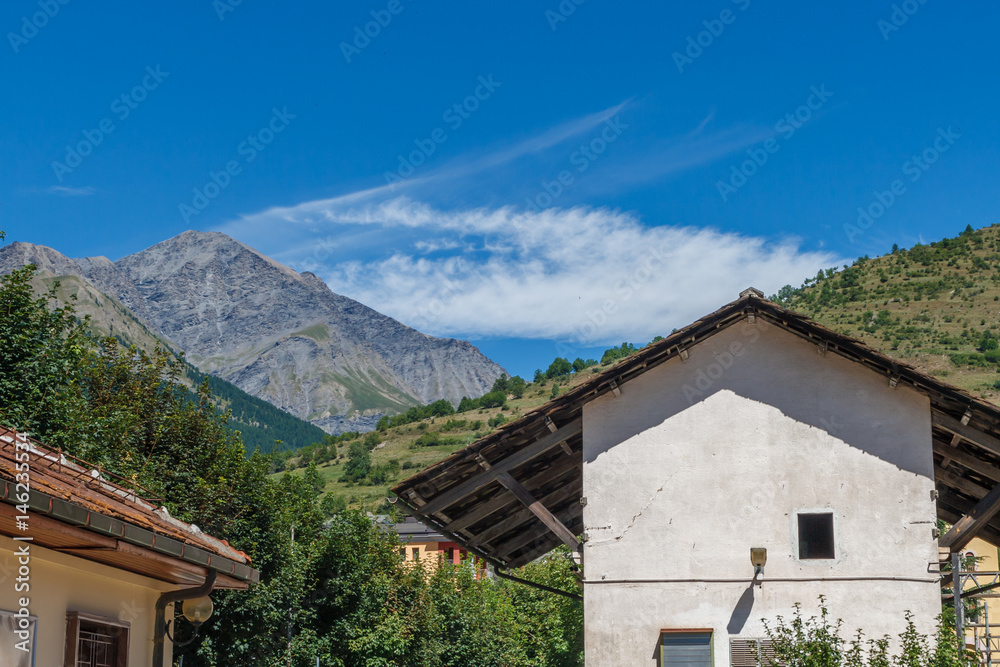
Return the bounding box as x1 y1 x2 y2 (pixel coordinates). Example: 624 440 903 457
0 481 258 584
152 570 216 667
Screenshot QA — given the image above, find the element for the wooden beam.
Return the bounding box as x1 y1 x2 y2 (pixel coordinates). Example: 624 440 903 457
933 410 1000 457
496 471 580 552
936 467 991 499
495 507 583 560
505 516 586 568
470 482 580 549
940 481 1000 551
934 439 1000 484
442 456 580 534
938 500 1000 548
418 418 582 517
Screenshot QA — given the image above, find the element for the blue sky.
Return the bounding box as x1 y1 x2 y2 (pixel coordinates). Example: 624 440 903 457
2 1 998 377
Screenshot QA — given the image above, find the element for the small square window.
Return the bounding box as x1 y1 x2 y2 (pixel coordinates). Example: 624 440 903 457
798 513 835 559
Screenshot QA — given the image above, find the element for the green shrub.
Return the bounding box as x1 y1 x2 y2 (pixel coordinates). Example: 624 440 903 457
763 598 972 667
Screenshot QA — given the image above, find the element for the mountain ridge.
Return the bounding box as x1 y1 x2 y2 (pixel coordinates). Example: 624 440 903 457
0 231 505 433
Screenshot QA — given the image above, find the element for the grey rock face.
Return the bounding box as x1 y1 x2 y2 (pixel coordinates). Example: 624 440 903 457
0 232 506 432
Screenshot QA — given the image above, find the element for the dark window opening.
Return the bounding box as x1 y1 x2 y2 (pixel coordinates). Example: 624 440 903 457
798 513 835 559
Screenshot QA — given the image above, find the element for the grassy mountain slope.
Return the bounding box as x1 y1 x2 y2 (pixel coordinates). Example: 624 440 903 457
278 353 631 511
773 223 1000 400
35 273 326 452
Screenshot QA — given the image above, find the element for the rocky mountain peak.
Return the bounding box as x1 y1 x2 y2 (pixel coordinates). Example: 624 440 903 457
0 232 505 433
0 241 84 277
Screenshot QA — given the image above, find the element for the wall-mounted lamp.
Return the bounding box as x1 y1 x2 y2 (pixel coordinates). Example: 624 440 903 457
153 570 217 666
750 547 767 580
166 596 214 647
165 595 215 647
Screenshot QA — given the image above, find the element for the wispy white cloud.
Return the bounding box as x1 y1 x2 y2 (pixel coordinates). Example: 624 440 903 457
222 198 843 345
45 185 96 196
215 107 835 344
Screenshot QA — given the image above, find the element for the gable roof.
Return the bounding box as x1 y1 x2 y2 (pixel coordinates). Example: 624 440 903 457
392 289 1000 569
0 427 259 588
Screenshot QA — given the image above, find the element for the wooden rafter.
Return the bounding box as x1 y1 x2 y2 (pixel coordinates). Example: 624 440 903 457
933 438 1000 484
496 471 580 552
495 507 583 560
442 455 580 534
468 476 580 548
940 481 1000 551
938 493 1000 548
417 418 582 517
933 410 1000 457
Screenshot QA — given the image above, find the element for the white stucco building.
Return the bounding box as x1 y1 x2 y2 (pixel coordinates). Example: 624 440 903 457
0 427 258 667
395 289 1000 666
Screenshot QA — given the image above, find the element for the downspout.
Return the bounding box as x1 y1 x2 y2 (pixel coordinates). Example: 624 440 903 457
494 568 582 601
152 570 217 667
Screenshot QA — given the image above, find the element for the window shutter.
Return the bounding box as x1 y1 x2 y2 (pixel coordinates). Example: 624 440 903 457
730 639 780 666
730 639 758 667
660 632 712 666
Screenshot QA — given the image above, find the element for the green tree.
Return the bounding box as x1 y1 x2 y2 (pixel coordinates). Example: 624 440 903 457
508 375 527 398
0 258 589 666
320 493 347 516
342 441 372 482
0 266 91 447
546 357 573 379
478 390 506 409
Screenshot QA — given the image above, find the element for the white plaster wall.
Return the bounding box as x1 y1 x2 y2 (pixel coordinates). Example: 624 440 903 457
582 321 940 666
0 535 174 666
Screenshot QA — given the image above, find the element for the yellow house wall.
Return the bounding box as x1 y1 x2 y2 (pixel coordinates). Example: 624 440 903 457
0 534 177 666
964 537 1000 642
402 541 440 565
